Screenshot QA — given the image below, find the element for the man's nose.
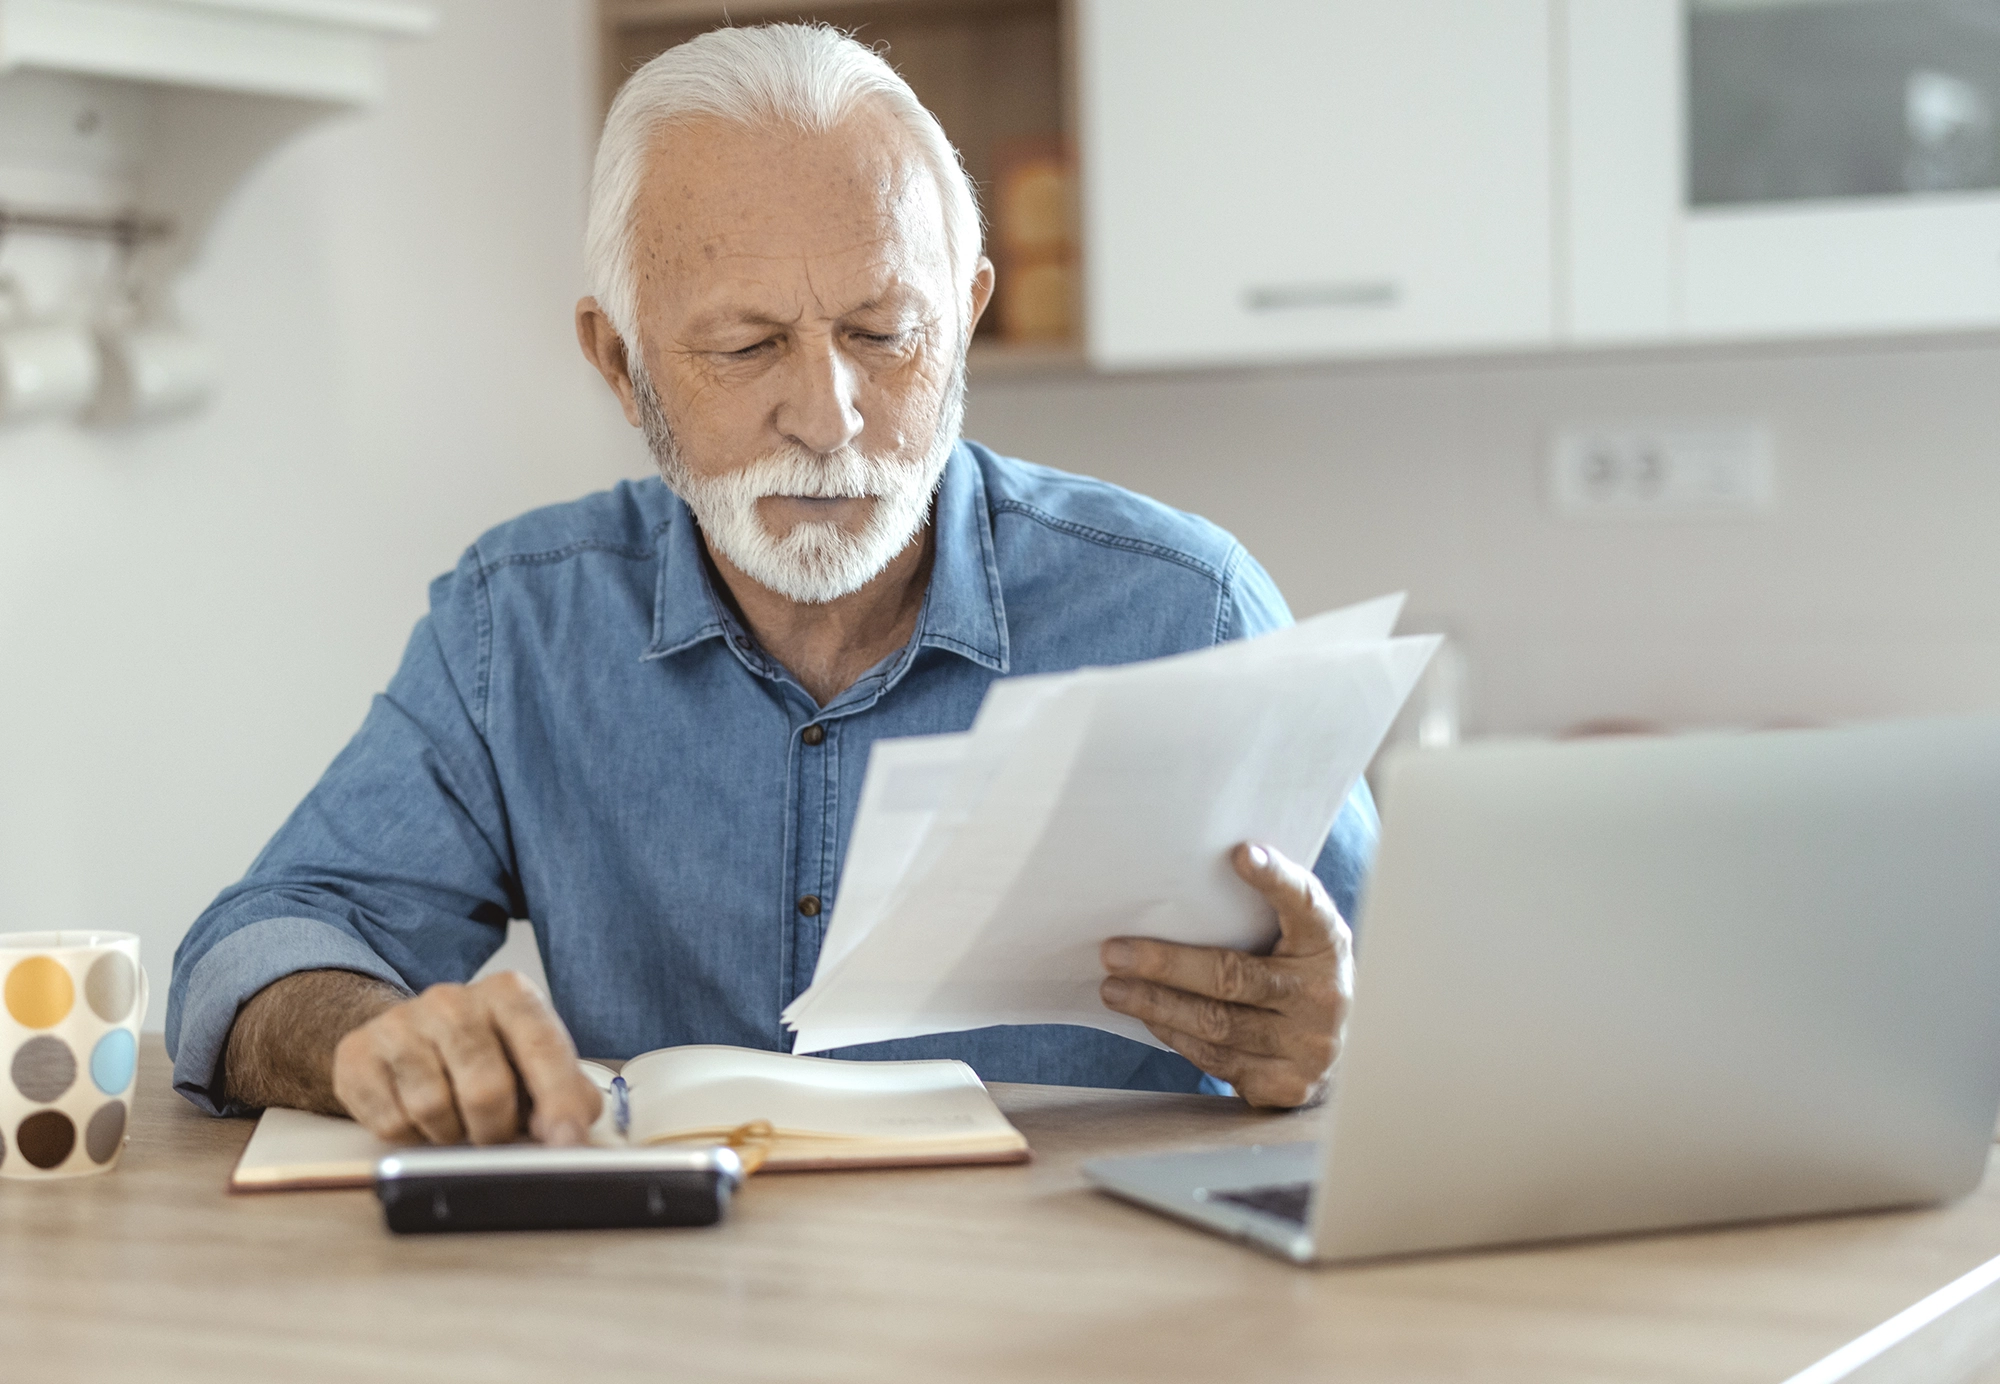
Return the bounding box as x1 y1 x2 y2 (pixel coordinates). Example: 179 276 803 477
775 335 864 456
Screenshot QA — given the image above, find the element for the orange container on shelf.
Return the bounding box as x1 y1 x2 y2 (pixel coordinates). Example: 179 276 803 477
990 135 1078 344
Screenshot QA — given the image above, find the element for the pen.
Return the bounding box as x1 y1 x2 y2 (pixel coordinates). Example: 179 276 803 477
611 1074 630 1139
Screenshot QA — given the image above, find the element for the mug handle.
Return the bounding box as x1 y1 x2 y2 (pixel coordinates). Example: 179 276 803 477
135 964 151 1031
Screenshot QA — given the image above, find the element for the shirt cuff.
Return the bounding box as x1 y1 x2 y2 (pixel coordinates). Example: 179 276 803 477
172 916 413 1117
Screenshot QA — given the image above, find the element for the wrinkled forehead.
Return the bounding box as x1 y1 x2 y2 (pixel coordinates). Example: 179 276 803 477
631 109 953 307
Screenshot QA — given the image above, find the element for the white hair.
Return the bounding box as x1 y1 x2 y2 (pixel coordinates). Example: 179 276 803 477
585 22 983 346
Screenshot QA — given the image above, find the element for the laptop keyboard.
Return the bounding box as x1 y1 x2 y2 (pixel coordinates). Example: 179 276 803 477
1213 1181 1313 1226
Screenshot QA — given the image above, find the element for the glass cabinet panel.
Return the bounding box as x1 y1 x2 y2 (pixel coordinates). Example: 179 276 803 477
1688 0 2000 207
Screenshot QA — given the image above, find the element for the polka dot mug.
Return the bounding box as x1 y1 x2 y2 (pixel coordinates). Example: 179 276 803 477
1 932 147 1179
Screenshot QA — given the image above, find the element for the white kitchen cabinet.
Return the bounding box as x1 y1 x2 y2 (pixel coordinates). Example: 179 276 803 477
1564 0 2000 345
1076 0 1556 371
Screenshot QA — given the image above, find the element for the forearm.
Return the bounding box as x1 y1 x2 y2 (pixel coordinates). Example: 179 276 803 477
222 969 406 1115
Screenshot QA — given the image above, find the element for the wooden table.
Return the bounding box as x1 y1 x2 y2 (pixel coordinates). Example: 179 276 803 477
7 1044 2000 1383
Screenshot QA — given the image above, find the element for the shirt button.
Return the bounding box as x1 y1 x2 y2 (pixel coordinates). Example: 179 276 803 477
801 724 825 746
797 895 822 917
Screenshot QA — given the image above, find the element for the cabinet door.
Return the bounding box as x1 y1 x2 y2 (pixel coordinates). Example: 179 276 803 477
1680 0 2000 339
1561 0 1681 343
1566 0 2000 345
1077 0 1554 370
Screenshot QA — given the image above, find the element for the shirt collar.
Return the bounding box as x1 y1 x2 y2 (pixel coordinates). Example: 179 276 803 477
641 486 733 661
913 443 1010 673
640 443 1010 674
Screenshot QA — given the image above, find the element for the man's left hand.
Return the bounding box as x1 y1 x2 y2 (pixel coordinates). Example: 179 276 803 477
1099 842 1354 1109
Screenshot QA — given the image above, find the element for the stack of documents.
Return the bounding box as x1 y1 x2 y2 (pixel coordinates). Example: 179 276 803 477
783 595 1437 1055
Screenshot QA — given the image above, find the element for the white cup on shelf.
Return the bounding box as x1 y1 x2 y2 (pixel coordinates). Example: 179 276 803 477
91 324 215 425
0 324 100 425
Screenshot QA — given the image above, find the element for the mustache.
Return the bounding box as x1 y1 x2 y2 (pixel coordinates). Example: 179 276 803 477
630 370 929 504
724 446 914 502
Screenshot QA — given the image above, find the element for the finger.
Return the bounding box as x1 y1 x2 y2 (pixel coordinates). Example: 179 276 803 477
375 1017 466 1145
407 986 524 1146
1143 1024 1320 1109
1234 843 1347 958
1101 935 1298 1008
479 973 602 1144
1099 976 1293 1058
332 1038 421 1142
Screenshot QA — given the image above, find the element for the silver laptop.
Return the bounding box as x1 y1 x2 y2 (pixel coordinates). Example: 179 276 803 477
1084 718 2000 1263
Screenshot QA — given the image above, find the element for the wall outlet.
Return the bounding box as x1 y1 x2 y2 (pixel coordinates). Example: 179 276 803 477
1550 423 1775 517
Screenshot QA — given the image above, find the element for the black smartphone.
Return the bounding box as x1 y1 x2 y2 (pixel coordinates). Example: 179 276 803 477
373 1144 743 1234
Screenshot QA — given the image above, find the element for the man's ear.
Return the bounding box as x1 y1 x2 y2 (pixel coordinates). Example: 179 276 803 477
965 257 997 339
576 297 643 427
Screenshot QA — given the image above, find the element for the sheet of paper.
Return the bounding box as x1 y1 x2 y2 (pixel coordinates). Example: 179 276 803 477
808 594 1410 995
784 595 1435 1054
812 735 972 979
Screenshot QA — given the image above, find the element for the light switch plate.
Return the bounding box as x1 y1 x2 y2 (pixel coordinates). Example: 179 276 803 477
1550 423 1775 517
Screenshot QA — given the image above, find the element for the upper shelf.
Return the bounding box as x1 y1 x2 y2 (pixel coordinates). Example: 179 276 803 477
602 0 1081 359
0 0 439 106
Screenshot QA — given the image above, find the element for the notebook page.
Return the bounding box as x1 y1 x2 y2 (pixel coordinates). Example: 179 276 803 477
230 1107 404 1189
621 1045 1015 1144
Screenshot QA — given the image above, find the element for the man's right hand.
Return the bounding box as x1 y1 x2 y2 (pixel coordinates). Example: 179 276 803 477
331 971 602 1146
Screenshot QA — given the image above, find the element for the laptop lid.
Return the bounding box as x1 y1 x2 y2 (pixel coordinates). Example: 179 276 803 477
1311 718 2000 1262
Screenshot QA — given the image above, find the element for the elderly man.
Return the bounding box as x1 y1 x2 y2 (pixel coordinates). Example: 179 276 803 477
167 23 1375 1146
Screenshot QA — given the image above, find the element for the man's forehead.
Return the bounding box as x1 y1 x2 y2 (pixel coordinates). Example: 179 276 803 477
635 112 950 277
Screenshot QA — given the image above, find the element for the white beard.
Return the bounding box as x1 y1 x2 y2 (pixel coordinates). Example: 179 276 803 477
632 356 965 606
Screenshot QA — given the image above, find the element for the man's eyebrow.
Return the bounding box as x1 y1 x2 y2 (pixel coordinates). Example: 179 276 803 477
844 293 938 323
682 306 796 336
683 294 928 337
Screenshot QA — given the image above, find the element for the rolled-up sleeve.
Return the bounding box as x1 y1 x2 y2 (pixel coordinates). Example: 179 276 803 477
167 547 523 1116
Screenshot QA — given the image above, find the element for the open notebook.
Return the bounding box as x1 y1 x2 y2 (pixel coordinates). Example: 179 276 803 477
229 1044 1029 1191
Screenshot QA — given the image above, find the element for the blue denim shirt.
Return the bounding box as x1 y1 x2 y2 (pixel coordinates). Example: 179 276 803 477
167 442 1378 1114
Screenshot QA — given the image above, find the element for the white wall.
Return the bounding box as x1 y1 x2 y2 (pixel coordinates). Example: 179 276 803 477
965 337 2000 738
0 0 648 1027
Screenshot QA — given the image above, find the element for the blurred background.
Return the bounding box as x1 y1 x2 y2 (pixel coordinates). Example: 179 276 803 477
1 0 1996 1026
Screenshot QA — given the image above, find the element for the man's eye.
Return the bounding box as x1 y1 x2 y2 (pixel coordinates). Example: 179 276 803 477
856 330 907 347
724 340 773 359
